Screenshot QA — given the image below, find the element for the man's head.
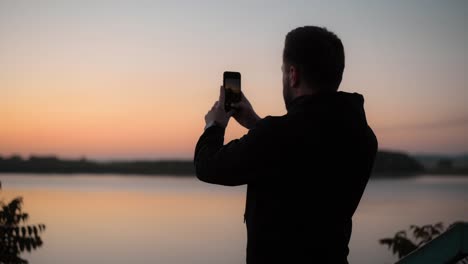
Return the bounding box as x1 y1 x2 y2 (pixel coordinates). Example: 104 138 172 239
282 26 345 108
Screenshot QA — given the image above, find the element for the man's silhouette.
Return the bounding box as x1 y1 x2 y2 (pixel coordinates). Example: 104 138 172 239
194 26 378 264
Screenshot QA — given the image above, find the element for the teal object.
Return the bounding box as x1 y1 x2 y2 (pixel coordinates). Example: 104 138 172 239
397 222 468 264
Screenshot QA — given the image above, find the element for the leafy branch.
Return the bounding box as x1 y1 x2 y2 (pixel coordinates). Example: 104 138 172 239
379 222 453 259
0 181 46 264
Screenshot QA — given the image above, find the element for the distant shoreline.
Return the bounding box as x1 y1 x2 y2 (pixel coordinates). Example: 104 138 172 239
1 172 467 178
1 151 467 177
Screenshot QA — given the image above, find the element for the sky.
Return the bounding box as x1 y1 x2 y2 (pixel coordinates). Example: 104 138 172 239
1 0 467 160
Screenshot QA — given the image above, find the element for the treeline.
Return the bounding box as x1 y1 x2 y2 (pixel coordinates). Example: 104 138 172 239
0 151 466 176
0 156 195 175
371 151 424 177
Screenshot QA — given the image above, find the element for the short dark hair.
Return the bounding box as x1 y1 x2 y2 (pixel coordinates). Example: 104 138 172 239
283 26 345 91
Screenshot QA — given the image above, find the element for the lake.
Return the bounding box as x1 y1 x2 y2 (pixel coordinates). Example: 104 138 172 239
1 174 467 264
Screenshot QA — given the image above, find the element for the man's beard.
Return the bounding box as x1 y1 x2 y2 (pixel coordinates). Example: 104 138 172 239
283 78 294 110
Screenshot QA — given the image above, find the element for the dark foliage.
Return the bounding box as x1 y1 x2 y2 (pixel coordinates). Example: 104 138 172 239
372 151 425 177
379 222 449 259
0 155 195 175
0 182 46 264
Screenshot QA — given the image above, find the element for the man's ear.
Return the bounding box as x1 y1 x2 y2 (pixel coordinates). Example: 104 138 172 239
288 65 299 88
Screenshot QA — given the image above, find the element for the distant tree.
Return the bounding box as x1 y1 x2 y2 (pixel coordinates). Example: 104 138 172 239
372 151 425 176
437 158 453 170
0 181 46 264
6 156 22 162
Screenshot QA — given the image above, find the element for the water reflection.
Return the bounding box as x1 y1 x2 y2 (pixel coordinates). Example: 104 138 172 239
0 175 467 264
0 181 46 264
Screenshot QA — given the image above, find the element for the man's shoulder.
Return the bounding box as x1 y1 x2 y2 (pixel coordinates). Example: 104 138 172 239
255 115 286 129
244 115 287 141
260 114 286 124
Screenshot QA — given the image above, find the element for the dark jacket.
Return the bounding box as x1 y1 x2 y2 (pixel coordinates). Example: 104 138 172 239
194 91 378 264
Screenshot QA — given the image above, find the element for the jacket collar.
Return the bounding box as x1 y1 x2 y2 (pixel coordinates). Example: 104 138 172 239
286 91 337 113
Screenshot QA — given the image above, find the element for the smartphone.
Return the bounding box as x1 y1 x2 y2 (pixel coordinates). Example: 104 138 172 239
223 71 241 112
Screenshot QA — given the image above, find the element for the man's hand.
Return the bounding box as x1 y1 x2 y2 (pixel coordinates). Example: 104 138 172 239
204 86 234 129
231 92 261 129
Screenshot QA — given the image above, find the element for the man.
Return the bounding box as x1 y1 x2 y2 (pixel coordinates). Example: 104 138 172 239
194 26 378 264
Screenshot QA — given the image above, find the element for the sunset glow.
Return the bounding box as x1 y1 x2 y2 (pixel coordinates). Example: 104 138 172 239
1 1 467 159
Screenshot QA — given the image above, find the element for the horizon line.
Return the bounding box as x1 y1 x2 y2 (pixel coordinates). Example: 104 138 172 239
1 149 468 162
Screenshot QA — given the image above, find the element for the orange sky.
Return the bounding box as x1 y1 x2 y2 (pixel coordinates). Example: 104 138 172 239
1 1 467 159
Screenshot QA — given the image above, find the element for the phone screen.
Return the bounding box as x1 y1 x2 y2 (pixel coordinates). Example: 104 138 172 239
223 71 241 112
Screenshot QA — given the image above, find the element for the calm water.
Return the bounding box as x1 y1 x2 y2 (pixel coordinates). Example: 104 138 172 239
1 174 467 264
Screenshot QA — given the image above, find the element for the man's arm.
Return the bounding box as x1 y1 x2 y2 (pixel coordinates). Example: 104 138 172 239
194 85 265 186
194 117 272 186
